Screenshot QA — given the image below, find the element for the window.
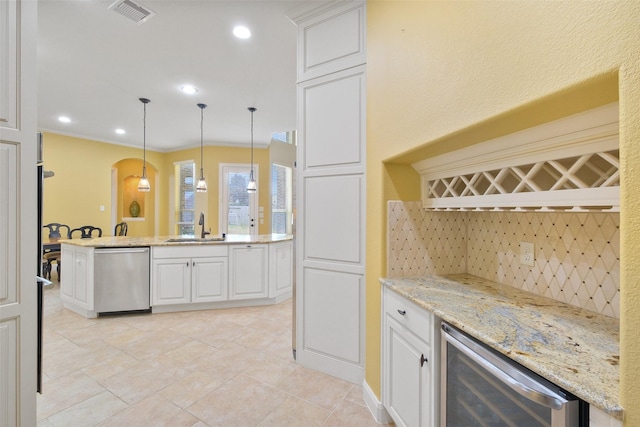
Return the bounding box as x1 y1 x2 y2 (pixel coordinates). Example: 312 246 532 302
271 164 292 234
175 162 195 235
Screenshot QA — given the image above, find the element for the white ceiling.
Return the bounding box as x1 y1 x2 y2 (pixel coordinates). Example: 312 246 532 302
37 0 305 151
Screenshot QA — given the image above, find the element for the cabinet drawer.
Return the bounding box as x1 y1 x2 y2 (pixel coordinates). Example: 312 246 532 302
153 245 228 259
384 287 433 344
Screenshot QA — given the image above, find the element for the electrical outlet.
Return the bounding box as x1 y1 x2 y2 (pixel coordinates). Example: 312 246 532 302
520 241 534 266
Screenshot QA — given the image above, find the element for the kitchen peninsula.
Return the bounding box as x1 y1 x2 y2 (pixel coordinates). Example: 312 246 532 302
60 234 293 318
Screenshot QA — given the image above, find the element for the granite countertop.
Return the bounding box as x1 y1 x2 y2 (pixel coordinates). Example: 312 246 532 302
380 273 622 420
60 234 292 248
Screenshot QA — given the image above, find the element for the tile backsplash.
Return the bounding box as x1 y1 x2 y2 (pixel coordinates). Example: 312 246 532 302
387 201 620 319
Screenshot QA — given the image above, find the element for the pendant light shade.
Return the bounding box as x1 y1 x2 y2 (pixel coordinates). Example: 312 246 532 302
196 103 208 192
138 97 151 192
247 107 257 193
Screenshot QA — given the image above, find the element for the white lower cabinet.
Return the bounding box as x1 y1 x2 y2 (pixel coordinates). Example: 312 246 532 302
382 287 439 427
269 240 293 299
229 244 268 300
60 245 94 311
590 406 623 427
151 241 292 310
152 246 228 306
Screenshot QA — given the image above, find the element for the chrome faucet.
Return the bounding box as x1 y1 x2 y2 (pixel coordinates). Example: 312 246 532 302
198 212 211 239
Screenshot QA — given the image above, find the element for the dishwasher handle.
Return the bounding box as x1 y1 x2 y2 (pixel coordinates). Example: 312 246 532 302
95 247 149 254
441 323 567 410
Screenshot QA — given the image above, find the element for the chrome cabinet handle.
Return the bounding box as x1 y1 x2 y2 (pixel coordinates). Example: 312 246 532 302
397 309 406 316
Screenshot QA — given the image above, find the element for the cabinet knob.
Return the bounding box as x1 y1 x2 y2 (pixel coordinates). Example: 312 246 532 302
397 309 406 316
420 354 428 367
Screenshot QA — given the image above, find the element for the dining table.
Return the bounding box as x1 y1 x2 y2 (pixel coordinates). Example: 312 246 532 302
43 237 61 252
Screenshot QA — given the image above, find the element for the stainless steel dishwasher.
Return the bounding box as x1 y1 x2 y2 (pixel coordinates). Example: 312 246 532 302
94 247 150 315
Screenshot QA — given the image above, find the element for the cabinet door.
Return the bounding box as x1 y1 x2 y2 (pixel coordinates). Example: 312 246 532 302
192 257 228 302
385 315 432 427
152 258 191 305
269 241 293 298
72 249 91 308
229 245 268 300
60 246 75 300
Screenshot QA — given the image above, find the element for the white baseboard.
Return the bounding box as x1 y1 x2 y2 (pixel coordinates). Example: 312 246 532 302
362 380 393 425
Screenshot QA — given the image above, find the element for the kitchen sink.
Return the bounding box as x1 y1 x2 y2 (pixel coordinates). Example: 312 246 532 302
165 237 226 243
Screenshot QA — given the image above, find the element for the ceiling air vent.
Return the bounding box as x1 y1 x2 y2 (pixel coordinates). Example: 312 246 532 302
108 0 155 24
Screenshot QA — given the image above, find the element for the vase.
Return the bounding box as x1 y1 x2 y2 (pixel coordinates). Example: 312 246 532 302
129 200 141 218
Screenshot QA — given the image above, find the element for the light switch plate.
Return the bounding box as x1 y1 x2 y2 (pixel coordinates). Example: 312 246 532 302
520 241 534 266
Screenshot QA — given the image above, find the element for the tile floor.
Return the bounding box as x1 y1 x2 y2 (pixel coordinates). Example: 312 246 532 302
38 282 387 426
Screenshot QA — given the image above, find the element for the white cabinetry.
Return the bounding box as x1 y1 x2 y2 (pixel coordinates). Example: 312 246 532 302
289 0 367 384
590 406 623 427
152 245 228 306
269 240 293 300
382 287 439 427
229 244 268 300
60 245 95 315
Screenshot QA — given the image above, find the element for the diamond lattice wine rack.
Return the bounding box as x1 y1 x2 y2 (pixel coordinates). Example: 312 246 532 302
412 103 620 212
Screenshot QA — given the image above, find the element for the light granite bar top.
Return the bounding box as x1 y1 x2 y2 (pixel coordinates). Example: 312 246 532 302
60 234 292 248
380 273 622 420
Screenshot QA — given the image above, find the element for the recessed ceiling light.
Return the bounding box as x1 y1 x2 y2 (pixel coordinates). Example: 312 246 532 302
115 128 126 135
58 116 71 123
180 85 198 95
233 26 251 39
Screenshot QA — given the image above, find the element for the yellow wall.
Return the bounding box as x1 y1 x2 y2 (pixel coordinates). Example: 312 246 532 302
42 132 163 237
42 132 271 238
366 1 640 424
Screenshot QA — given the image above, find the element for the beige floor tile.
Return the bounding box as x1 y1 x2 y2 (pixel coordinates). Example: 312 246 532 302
322 400 383 427
158 369 227 409
80 350 141 381
256 395 330 427
187 374 287 427
37 371 105 420
276 366 353 412
46 390 128 426
39 286 385 426
162 339 219 364
56 318 141 347
192 341 256 380
344 384 367 407
117 328 195 360
96 394 200 427
100 357 192 405
194 320 255 348
242 352 298 387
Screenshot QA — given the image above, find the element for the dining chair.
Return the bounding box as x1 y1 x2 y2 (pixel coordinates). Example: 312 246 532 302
69 225 103 239
114 222 128 236
42 223 70 280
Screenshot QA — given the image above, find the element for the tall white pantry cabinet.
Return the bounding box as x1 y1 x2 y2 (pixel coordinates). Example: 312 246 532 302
0 0 38 425
288 1 367 384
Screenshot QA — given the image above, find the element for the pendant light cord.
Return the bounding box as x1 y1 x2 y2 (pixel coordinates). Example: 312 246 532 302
249 107 256 180
142 102 147 175
200 106 204 177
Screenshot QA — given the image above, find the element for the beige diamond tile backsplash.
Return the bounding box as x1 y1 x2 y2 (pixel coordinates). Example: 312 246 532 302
387 201 620 319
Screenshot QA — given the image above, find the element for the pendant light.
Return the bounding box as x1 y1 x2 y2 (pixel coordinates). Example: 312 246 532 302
246 107 257 193
137 97 151 192
196 103 208 192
